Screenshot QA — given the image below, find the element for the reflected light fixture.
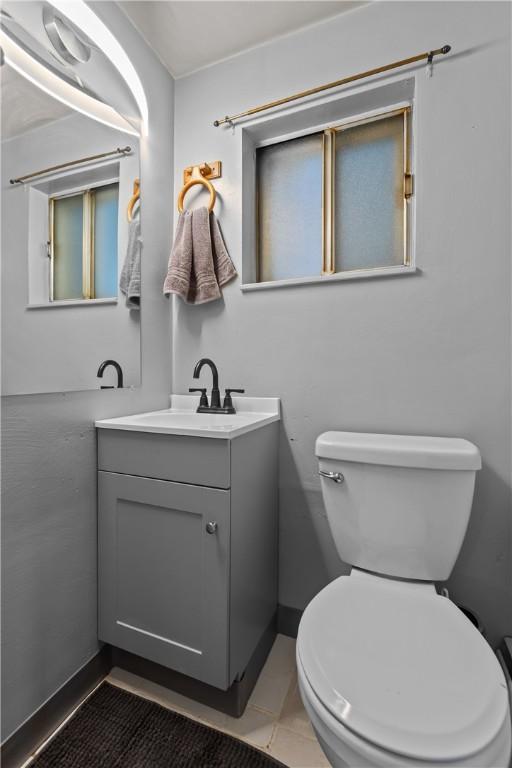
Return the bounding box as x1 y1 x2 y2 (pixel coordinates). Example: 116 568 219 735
0 0 148 137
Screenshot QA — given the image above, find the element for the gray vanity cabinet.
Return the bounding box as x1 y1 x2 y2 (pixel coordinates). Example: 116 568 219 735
98 472 230 688
97 423 278 693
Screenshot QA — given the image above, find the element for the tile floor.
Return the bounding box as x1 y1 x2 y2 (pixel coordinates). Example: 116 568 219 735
107 634 330 767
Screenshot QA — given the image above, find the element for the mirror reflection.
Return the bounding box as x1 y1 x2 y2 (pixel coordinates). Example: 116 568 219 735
1 64 141 395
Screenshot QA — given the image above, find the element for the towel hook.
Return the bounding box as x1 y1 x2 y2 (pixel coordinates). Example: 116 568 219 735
178 165 216 213
127 178 140 222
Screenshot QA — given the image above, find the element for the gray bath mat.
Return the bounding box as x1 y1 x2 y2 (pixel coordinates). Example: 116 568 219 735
32 682 286 767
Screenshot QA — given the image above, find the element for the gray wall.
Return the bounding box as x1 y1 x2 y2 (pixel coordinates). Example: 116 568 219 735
172 1 512 645
1 3 174 741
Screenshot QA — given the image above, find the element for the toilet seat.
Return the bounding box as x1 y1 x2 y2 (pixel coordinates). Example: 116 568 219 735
297 656 511 768
297 570 509 763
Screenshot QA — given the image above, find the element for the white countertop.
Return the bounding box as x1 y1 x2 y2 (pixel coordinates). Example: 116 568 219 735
95 395 280 439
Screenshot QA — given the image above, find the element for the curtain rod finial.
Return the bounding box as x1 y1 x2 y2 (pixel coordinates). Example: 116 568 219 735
441 45 451 54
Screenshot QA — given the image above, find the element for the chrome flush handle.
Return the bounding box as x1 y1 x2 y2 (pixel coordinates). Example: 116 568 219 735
319 470 344 484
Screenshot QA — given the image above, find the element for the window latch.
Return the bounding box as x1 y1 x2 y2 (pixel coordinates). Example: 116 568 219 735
404 173 414 199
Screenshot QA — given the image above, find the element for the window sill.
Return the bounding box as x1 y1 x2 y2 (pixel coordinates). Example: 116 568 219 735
241 265 417 292
26 298 118 310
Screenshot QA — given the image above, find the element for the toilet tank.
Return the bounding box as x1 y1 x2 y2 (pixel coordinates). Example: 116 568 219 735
316 432 481 581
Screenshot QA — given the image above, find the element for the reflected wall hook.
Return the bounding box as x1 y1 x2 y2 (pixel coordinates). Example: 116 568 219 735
127 178 140 222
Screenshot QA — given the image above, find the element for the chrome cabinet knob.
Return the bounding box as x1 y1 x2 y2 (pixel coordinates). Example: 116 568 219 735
319 470 344 484
206 521 218 534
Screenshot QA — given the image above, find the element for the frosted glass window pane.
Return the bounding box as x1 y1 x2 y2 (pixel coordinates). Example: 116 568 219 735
334 113 405 271
257 133 322 281
93 183 119 298
53 194 83 300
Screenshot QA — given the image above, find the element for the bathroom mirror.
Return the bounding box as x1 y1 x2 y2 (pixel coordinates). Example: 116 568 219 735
1 5 143 395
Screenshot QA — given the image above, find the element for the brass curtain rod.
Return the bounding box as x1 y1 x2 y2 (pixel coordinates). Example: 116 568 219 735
10 146 132 185
213 45 451 127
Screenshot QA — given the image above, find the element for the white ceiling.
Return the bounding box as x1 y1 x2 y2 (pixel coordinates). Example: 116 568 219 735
118 1 365 78
1 65 72 141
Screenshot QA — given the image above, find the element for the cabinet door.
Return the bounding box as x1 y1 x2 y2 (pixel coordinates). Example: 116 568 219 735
98 471 230 689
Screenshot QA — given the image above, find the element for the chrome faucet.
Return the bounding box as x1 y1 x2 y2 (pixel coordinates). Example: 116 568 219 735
97 359 124 389
190 358 244 414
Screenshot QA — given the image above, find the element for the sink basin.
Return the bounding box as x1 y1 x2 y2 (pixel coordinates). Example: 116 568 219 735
95 395 280 439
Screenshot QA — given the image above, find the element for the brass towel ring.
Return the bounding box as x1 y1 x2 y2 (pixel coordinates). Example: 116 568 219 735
127 178 140 222
178 177 216 213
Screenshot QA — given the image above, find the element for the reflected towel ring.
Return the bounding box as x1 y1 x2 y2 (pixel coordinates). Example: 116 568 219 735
178 177 216 213
127 178 140 222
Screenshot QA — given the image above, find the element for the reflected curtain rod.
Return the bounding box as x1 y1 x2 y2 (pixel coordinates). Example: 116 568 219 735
9 146 132 185
213 45 451 127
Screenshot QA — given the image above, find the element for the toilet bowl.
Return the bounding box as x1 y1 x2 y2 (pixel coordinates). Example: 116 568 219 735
297 570 511 767
297 432 511 767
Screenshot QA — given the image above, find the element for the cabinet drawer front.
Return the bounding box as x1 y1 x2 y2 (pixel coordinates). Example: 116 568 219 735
97 430 230 488
98 472 230 689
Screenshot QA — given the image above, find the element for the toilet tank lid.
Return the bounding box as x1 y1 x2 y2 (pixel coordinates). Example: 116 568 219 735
316 432 481 470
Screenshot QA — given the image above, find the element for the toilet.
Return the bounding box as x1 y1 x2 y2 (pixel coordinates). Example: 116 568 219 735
297 432 511 768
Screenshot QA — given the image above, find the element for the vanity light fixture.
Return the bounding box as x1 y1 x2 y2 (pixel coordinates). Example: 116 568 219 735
0 0 148 137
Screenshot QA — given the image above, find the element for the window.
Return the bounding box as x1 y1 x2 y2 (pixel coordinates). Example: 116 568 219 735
49 182 119 301
256 107 412 284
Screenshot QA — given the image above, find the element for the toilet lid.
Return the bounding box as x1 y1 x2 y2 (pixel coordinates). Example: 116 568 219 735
297 571 509 762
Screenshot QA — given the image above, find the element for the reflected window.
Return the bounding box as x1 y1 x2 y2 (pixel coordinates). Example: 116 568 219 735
256 107 412 283
50 182 119 300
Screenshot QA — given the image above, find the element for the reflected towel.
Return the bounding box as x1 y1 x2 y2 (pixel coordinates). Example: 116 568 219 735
163 207 237 304
120 216 141 309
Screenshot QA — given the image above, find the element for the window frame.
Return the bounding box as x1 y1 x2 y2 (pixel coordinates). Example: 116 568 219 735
48 177 119 302
248 99 415 291
322 105 411 276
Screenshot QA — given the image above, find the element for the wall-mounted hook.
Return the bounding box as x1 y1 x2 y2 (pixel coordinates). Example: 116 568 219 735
183 161 222 185
426 51 434 78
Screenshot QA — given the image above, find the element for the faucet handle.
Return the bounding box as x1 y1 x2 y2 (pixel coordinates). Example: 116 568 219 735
189 388 208 408
223 388 245 409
